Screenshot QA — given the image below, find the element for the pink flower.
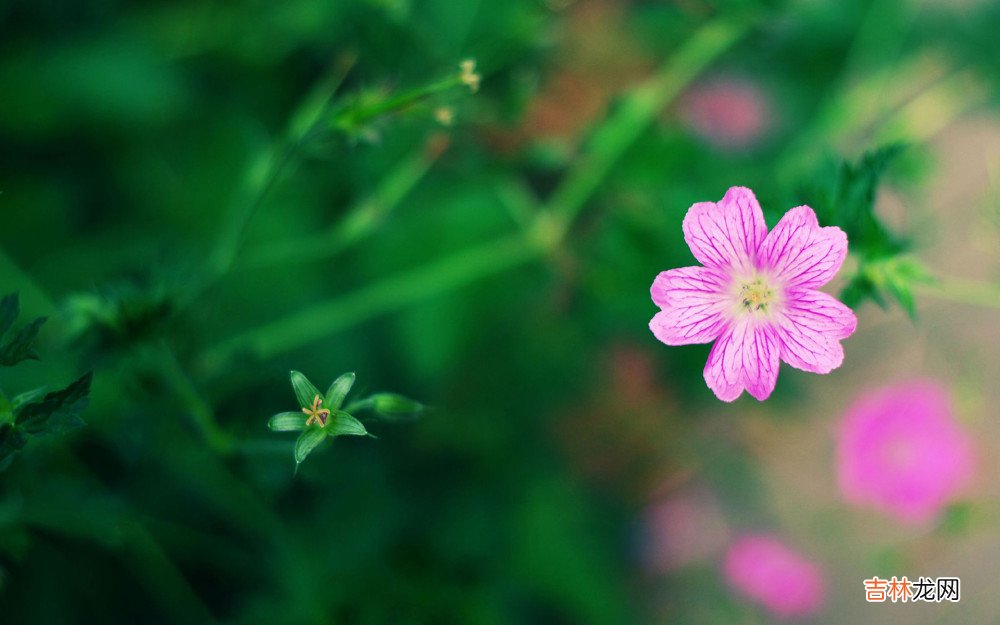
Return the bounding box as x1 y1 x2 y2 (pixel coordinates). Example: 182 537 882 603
723 534 825 618
837 380 975 524
649 187 856 401
680 77 771 150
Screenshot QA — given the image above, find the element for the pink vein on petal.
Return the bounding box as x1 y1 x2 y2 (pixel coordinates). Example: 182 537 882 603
757 206 847 289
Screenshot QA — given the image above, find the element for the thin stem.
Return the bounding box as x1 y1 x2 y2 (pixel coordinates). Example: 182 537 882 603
206 55 357 283
546 15 753 236
245 134 450 269
330 75 464 131
199 15 751 368
155 342 235 455
201 235 537 371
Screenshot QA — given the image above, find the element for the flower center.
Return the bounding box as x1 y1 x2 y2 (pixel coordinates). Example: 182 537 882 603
739 277 774 313
303 394 331 427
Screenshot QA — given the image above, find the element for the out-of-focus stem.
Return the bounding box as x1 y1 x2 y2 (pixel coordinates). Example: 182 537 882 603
245 134 450 269
873 69 989 145
199 16 751 368
330 75 464 131
202 235 537 369
546 15 752 239
207 55 356 282
155 343 235 455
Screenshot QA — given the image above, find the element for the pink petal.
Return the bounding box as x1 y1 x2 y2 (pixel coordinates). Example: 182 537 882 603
776 289 857 374
757 205 847 288
650 267 730 345
682 187 767 271
703 318 779 402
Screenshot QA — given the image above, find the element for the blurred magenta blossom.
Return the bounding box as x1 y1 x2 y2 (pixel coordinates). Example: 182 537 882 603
837 379 975 524
723 534 825 618
649 187 856 401
680 77 772 150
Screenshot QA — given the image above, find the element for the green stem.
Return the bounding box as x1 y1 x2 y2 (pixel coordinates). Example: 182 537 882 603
206 55 356 283
547 15 753 235
202 234 536 370
245 134 450 269
200 15 751 367
155 343 235 455
331 75 464 131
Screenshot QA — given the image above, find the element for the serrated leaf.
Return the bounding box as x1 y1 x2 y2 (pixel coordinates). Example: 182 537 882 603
15 372 92 436
0 294 18 343
327 411 369 437
370 393 424 421
848 255 933 317
290 370 322 409
799 144 907 258
324 372 355 410
294 427 327 465
268 411 308 432
0 317 46 367
11 388 47 414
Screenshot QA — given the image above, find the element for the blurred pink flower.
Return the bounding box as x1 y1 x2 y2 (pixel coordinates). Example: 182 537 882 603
640 487 730 572
837 380 975 524
724 534 825 618
649 187 856 401
680 78 771 150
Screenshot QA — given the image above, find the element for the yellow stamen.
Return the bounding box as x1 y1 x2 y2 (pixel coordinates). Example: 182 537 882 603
302 394 331 427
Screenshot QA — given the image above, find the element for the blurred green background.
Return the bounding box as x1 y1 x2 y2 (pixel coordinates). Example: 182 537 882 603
3 0 1000 623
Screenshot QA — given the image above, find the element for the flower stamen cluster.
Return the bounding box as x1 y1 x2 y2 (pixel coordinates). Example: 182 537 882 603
302 394 330 427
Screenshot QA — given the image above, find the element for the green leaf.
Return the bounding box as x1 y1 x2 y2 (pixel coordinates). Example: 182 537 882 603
15 372 92 436
289 370 322 409
327 411 369 437
798 144 907 257
324 372 355 410
0 316 46 367
0 294 18 343
10 387 47 413
369 393 424 420
845 255 933 319
268 411 308 432
294 427 327 465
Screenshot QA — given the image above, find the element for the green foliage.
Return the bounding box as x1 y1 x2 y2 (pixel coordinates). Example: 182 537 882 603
0 372 92 470
801 144 907 256
0 294 46 367
798 145 932 317
0 294 91 470
15 373 93 437
62 283 175 357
